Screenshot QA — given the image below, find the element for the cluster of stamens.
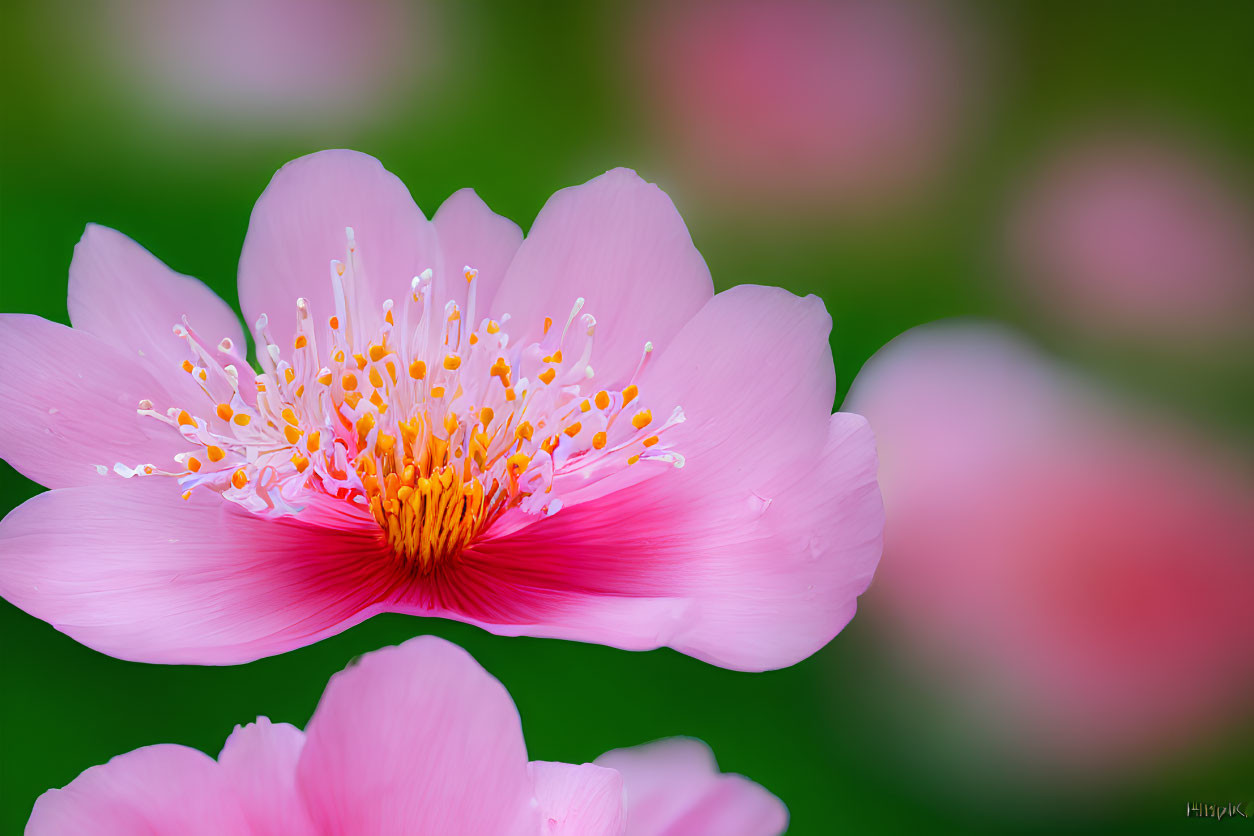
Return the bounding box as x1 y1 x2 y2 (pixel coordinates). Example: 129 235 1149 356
115 228 684 571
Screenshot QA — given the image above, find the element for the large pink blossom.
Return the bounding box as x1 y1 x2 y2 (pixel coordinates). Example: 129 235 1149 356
26 635 787 835
0 150 882 669
846 323 1254 770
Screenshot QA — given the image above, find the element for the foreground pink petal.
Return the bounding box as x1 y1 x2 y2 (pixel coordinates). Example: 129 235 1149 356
27 745 250 835
456 286 882 670
297 637 538 834
0 480 387 664
0 150 881 668
530 762 625 835
217 720 313 835
0 315 186 489
238 149 441 344
597 738 788 836
490 167 714 386
68 224 247 405
846 322 1254 771
26 636 785 835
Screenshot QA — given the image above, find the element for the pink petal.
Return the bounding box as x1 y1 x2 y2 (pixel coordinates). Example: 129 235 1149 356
26 744 250 835
440 286 880 670
67 224 245 404
530 761 626 835
0 314 186 489
237 150 439 346
296 636 539 834
432 187 524 316
0 479 391 664
217 719 315 835
490 168 714 387
596 739 786 836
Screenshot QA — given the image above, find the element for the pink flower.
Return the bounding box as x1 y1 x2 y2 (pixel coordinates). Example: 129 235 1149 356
80 0 432 135
0 150 882 669
634 0 976 213
1006 131 1254 342
26 635 788 835
846 323 1254 770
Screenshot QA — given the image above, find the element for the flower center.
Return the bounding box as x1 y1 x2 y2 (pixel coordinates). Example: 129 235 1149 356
119 228 684 570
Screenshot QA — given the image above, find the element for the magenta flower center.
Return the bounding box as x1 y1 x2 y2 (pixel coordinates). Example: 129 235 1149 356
123 229 685 570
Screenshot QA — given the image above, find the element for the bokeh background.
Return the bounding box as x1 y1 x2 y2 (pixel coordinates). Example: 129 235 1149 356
2 0 1252 831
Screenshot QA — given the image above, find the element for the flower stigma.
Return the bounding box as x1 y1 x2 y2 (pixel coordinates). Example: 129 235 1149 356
117 229 685 571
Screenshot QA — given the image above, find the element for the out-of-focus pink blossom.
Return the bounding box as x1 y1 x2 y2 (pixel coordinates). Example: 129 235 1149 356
1007 133 1254 341
27 635 787 835
634 0 975 213
90 0 431 133
845 323 1254 770
0 150 882 670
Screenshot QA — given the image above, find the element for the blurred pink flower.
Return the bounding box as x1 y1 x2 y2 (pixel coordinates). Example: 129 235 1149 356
845 323 1254 769
27 635 787 835
635 0 974 213
1007 132 1254 341
89 0 430 133
0 150 882 670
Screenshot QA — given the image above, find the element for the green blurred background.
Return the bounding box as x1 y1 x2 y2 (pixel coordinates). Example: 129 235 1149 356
2 0 1251 832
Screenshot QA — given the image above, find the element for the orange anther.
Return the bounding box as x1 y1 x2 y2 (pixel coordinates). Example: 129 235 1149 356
306 430 321 452
409 360 427 380
207 445 225 463
592 431 607 450
580 399 591 413
284 425 302 444
479 407 494 427
177 410 195 427
444 354 462 370
643 435 659 447
594 391 610 410
431 386 445 398
516 421 534 441
368 367 384 389
231 469 249 489
233 413 251 426
284 368 296 384
329 316 340 330
369 344 386 362
181 360 194 374
543 316 553 334
186 456 202 472
295 335 308 349
631 409 652 430
292 452 310 472
627 454 640 465
538 368 556 385
564 422 582 438
341 372 358 391
281 408 298 426
317 370 333 385
622 385 639 405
